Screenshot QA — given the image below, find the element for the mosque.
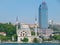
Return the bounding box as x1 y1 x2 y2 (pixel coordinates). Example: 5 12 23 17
16 16 39 43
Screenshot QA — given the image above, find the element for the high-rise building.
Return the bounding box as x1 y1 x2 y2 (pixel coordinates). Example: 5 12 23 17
38 1 53 38
39 1 48 29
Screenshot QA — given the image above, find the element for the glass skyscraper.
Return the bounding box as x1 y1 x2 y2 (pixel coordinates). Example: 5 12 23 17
39 1 48 29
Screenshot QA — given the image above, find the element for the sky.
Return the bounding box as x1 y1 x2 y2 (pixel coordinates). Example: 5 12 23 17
0 0 60 24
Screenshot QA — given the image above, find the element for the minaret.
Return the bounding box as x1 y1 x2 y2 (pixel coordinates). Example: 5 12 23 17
16 16 19 32
35 16 37 36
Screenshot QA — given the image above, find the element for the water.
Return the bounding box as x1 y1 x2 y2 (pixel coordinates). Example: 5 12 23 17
0 43 60 45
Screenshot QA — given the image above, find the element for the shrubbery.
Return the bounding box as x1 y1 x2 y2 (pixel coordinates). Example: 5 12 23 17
21 37 28 42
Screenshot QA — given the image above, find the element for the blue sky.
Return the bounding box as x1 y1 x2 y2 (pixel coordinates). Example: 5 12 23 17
0 0 60 24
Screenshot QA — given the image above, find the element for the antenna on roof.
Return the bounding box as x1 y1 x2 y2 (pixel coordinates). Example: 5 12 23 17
42 0 46 3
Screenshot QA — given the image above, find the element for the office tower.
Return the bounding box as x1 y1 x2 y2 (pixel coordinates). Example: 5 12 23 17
39 1 48 29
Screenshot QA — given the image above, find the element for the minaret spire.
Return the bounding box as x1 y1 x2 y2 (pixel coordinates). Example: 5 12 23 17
35 16 37 36
16 16 18 22
16 16 19 32
16 16 19 25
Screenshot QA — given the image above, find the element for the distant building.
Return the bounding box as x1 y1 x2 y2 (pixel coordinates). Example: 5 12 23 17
39 1 48 29
0 32 6 36
49 20 53 25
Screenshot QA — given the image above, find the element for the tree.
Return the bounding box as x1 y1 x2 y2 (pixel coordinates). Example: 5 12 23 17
33 38 39 43
31 31 35 36
13 34 17 41
21 37 28 42
0 23 16 41
0 35 11 42
53 35 60 40
0 23 16 36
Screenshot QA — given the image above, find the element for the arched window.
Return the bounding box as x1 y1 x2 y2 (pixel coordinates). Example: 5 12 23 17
23 33 24 36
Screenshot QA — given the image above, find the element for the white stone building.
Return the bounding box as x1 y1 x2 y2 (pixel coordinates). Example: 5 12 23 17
15 16 42 43
0 32 6 36
16 23 32 43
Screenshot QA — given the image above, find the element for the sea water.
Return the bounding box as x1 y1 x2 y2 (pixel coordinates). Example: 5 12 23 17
0 43 60 45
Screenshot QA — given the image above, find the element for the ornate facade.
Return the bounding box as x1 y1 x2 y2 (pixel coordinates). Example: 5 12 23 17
16 23 32 42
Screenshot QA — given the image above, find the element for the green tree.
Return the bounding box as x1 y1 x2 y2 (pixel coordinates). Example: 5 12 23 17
33 38 39 43
0 23 16 36
0 35 11 42
31 31 35 36
53 35 60 40
21 37 28 42
13 34 17 41
0 23 16 41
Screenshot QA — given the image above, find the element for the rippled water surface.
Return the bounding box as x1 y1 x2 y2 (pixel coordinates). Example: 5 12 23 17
0 43 60 45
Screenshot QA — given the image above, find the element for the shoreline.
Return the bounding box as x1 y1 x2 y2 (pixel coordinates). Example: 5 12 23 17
0 42 60 44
